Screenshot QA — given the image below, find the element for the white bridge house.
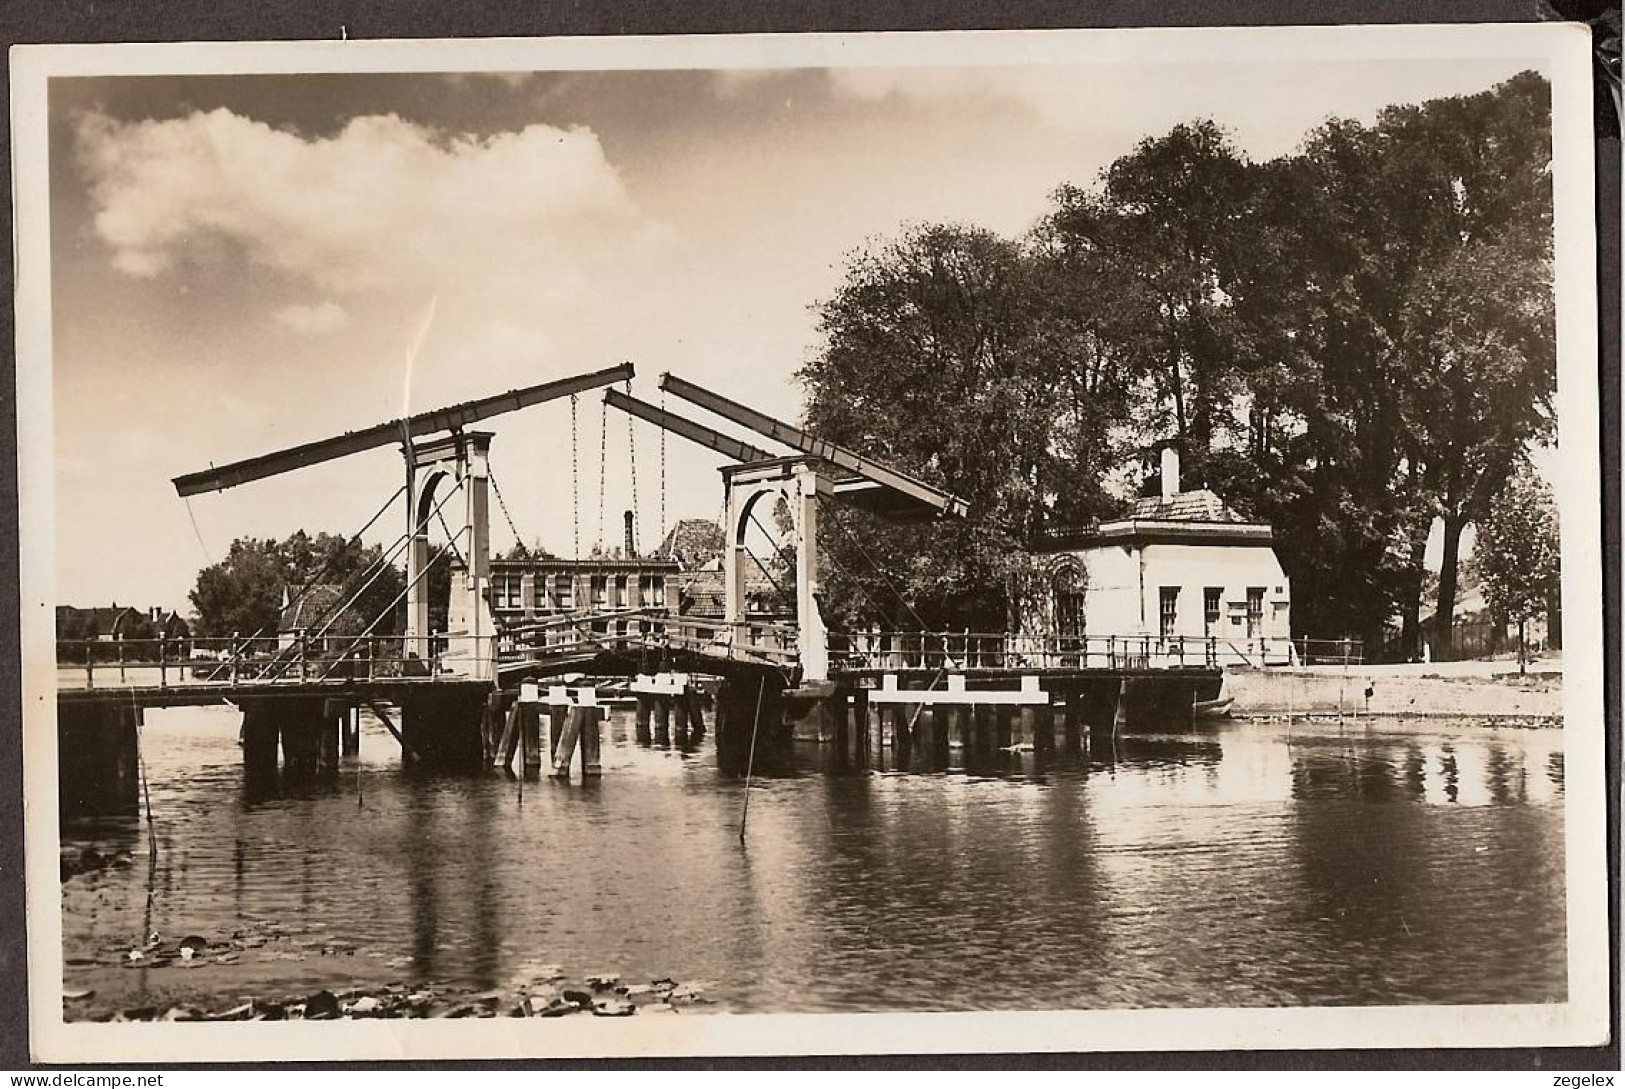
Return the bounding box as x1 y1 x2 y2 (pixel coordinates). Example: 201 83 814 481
1034 446 1294 668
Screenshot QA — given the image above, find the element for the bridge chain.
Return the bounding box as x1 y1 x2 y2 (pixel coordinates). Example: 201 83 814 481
487 465 526 554
570 393 581 560
625 376 639 555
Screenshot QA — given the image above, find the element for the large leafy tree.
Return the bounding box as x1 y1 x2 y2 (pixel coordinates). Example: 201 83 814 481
189 531 407 639
1042 121 1261 484
798 72 1554 654
800 224 1088 630
1383 72 1555 656
1475 463 1560 671
1204 72 1551 655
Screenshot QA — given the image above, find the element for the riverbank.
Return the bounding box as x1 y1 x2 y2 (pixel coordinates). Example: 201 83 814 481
1224 658 1563 719
59 912 719 1022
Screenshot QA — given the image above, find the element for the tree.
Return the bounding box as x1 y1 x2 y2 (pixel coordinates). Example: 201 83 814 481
1475 464 1560 672
1041 121 1261 482
800 223 1080 629
189 531 408 640
1380 71 1556 657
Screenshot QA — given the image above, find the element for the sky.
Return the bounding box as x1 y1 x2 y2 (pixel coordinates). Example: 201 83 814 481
44 49 1547 611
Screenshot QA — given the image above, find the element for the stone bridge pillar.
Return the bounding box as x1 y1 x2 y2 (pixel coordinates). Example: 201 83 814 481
405 431 495 681
722 457 831 683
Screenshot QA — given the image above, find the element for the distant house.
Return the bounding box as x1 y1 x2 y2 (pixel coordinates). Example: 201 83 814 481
57 603 189 642
56 603 191 661
148 607 191 643
484 514 682 645
277 585 370 653
1414 572 1561 661
655 517 789 628
56 604 144 643
1030 444 1294 667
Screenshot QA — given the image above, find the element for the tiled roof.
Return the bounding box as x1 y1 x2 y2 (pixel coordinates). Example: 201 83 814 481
55 605 138 637
279 585 368 634
1127 489 1250 524
658 518 725 570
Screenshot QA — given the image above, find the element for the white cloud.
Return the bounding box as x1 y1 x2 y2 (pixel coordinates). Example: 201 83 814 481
74 108 659 303
274 300 349 334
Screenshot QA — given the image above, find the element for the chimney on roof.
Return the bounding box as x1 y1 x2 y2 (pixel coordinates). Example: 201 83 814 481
624 510 636 558
1160 444 1180 501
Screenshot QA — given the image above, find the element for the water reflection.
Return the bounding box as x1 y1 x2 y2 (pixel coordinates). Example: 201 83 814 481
60 706 1567 1015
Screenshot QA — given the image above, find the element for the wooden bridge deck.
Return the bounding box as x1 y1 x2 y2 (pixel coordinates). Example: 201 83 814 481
56 613 1252 710
56 675 492 709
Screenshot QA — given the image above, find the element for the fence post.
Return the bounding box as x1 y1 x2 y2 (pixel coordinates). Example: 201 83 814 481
230 632 239 685
298 630 307 682
85 642 94 690
116 637 126 684
158 637 167 688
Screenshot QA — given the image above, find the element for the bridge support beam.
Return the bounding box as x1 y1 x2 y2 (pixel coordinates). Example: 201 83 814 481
399 687 488 772
58 702 141 819
715 673 787 776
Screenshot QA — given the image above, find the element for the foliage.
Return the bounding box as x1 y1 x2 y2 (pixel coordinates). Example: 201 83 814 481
1475 465 1560 628
189 531 408 639
800 224 1078 629
800 72 1556 646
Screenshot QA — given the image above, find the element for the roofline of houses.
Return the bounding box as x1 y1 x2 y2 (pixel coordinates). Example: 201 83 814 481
491 557 682 570
1039 520 1276 550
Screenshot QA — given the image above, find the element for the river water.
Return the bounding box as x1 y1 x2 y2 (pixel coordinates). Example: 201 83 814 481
60 705 1567 1015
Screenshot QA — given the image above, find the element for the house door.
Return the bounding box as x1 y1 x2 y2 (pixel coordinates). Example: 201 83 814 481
1052 565 1085 651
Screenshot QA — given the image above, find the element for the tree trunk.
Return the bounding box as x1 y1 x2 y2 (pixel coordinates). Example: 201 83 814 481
1434 513 1466 661
1397 512 1431 662
1517 618 1527 675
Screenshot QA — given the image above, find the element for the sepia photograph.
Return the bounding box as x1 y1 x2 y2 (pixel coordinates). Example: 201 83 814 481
11 23 1610 1062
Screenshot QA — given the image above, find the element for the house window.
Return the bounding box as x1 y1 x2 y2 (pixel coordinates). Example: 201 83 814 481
553 573 573 611
590 574 607 607
640 574 665 609
614 574 629 608
1246 587 1265 637
489 573 516 610
1204 588 1222 636
1052 565 1085 640
1159 587 1179 640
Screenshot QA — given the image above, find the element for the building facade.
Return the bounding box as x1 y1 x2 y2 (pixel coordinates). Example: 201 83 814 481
1033 446 1294 667
486 555 680 641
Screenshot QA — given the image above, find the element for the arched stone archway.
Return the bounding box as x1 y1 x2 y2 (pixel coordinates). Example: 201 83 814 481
405 431 494 680
722 457 832 682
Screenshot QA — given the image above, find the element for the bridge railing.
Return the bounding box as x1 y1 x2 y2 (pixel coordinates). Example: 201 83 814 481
496 610 801 670
826 631 1305 672
55 633 499 690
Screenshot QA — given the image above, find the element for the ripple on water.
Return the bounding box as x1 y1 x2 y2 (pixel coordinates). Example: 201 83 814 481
61 707 1567 1017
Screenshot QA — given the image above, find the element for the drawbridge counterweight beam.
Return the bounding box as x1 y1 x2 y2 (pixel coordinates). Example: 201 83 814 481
603 388 776 465
658 373 969 520
173 362 634 496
